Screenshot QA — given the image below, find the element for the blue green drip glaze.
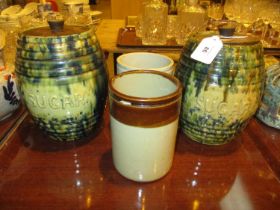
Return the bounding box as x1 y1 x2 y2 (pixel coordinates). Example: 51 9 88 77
175 32 265 145
15 26 108 141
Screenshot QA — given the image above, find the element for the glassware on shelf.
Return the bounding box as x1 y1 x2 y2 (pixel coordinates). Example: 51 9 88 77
0 0 8 12
267 25 280 48
223 0 233 20
266 2 280 47
236 0 260 33
176 0 185 9
223 0 279 46
0 14 21 72
135 15 143 38
1 3 44 71
206 2 224 31
135 0 149 38
20 2 53 31
207 3 224 21
141 0 168 45
176 0 207 45
166 14 177 39
254 1 280 47
0 29 5 69
168 0 177 14
224 0 243 23
64 2 92 26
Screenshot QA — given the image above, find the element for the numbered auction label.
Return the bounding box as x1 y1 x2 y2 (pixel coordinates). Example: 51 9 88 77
191 36 223 65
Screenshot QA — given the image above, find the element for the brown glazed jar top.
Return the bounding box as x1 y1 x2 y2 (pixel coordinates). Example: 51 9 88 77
109 70 182 128
109 70 182 107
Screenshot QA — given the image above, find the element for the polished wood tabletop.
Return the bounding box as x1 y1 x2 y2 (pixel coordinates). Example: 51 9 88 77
0 107 280 210
95 19 182 61
248 119 280 178
0 105 26 143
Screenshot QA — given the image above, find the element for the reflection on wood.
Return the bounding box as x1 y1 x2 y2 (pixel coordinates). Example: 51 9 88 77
0 108 280 209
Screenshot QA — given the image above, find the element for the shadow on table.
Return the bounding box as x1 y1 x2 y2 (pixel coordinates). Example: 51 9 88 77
175 129 242 156
18 116 105 152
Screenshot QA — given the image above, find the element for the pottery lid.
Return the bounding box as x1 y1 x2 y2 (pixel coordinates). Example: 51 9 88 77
18 25 94 45
191 31 260 45
18 20 94 45
21 24 92 37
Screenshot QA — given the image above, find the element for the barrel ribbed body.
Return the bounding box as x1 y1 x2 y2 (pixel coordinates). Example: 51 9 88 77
175 31 265 145
15 26 108 141
256 63 280 129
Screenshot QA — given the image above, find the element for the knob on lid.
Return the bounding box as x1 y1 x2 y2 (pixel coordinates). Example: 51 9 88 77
47 12 65 33
218 20 237 37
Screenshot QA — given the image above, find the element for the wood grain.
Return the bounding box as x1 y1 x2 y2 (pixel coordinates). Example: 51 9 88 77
0 109 280 210
0 105 25 143
248 118 280 178
95 19 181 62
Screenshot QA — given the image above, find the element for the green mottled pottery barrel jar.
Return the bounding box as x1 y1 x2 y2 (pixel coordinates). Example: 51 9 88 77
15 25 108 141
175 31 265 145
256 63 280 129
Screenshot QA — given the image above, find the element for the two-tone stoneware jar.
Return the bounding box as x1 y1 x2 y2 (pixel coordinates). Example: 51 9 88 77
15 22 108 141
175 31 265 145
109 70 182 182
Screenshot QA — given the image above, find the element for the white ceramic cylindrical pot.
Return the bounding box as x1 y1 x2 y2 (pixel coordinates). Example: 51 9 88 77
116 52 174 75
109 70 182 182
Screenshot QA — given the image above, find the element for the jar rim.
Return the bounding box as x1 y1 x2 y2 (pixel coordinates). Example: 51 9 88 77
109 70 182 107
117 52 174 72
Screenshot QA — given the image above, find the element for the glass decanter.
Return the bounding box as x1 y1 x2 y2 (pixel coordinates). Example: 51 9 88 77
0 16 21 72
64 2 92 26
176 0 207 45
142 0 168 45
20 2 53 31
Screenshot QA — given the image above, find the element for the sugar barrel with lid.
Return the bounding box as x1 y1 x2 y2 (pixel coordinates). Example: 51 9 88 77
15 21 108 141
175 30 265 145
256 63 280 129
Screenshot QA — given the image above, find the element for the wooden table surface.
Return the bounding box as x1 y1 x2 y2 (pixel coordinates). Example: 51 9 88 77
0 107 280 210
247 119 280 178
95 19 182 62
0 105 26 144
